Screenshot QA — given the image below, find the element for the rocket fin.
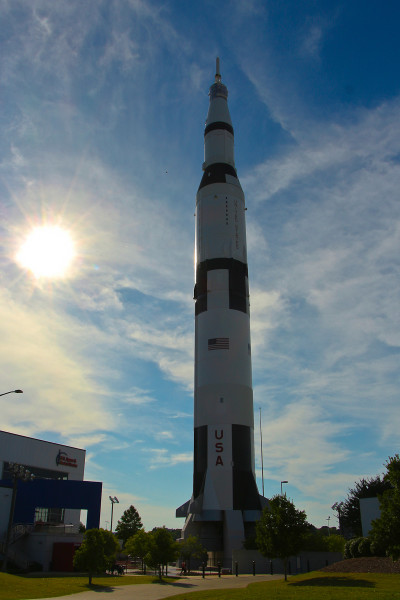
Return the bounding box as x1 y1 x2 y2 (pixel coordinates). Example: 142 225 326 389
176 499 190 518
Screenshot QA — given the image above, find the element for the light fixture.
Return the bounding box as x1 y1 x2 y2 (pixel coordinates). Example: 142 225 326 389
109 496 119 532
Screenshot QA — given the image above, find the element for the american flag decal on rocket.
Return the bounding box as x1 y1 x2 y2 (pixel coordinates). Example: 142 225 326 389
208 337 229 350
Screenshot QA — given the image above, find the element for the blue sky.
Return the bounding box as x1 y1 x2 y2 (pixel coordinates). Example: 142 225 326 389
1 0 400 532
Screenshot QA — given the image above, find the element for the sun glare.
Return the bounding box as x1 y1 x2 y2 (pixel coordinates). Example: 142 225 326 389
17 225 76 279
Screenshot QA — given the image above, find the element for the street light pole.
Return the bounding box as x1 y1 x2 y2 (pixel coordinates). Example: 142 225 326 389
109 496 119 532
259 408 264 497
280 480 288 496
0 390 23 397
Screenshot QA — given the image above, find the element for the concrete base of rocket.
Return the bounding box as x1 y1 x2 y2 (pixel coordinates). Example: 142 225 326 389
177 495 268 568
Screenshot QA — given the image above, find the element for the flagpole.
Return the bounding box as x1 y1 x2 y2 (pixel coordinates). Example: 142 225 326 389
259 407 265 496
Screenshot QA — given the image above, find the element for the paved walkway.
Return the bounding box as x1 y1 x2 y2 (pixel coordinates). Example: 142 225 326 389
42 574 284 600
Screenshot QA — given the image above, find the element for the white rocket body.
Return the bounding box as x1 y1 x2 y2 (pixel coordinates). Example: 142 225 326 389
177 63 264 565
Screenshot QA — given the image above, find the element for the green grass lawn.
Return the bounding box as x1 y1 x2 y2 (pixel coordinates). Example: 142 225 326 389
1 571 400 600
165 572 400 600
0 573 176 599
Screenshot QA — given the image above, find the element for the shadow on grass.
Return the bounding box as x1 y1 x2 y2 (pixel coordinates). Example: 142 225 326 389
85 584 118 593
289 577 375 588
83 578 196 592
150 579 197 589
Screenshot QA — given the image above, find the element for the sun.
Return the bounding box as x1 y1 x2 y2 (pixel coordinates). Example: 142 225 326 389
17 225 76 279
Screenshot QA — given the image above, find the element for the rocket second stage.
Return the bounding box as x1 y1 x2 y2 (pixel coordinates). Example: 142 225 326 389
178 61 264 560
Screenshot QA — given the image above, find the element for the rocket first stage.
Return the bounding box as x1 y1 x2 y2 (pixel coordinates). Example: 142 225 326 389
177 60 266 565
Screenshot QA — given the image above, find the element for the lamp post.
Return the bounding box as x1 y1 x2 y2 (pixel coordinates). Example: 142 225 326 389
326 515 331 535
1 463 34 572
259 407 265 496
280 480 288 496
0 390 23 397
109 496 119 532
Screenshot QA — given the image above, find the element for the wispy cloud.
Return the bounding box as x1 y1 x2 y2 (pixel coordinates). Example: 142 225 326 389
147 448 192 470
244 96 400 526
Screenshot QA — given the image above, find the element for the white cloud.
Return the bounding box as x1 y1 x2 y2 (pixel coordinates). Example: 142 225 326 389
158 431 174 440
245 93 400 526
98 30 140 72
147 448 192 470
0 290 115 438
120 388 157 406
99 487 180 530
298 24 324 59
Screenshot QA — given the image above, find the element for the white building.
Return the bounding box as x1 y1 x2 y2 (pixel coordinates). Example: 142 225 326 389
359 497 381 536
0 430 101 571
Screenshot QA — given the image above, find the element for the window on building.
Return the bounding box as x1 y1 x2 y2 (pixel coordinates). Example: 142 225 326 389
34 507 65 524
2 462 68 481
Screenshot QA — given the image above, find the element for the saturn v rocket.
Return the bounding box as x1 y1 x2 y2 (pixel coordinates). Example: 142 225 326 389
177 60 265 565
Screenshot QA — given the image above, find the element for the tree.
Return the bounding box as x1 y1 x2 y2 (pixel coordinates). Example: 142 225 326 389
179 535 207 573
303 526 329 552
370 454 400 560
115 505 143 547
326 533 346 554
334 475 391 538
256 495 309 581
167 528 182 541
145 527 180 580
125 529 150 573
73 528 118 585
303 526 345 553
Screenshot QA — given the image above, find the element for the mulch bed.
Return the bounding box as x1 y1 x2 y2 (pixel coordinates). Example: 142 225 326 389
320 557 400 574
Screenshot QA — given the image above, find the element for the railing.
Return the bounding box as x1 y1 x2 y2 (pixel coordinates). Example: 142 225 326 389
32 523 79 534
0 522 83 553
0 523 34 552
11 523 34 543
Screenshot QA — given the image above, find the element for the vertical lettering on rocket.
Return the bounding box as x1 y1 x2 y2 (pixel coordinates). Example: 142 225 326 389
215 429 224 466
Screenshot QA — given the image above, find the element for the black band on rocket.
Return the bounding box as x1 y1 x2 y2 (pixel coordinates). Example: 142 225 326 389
194 258 248 315
193 425 207 497
199 163 238 190
204 121 234 136
232 424 262 510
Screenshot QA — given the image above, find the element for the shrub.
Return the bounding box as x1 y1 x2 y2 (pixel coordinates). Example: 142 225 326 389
344 537 371 558
370 537 387 557
349 537 363 558
357 537 371 557
343 540 352 559
326 534 346 554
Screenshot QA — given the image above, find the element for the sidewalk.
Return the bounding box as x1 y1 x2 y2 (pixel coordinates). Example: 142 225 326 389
42 574 284 600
